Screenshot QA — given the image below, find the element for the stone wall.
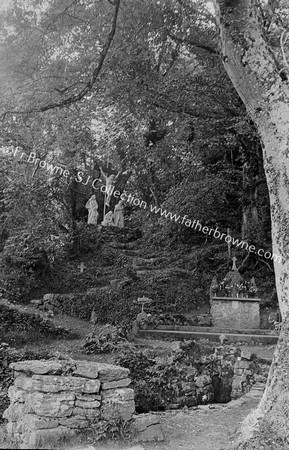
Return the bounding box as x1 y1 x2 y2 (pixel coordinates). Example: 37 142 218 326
231 352 258 399
210 297 261 329
3 359 134 449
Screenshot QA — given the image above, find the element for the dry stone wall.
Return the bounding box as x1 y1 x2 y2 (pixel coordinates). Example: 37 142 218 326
3 359 135 449
231 352 258 399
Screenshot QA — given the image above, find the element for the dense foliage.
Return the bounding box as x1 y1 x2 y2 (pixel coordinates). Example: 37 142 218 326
0 0 275 306
0 304 76 346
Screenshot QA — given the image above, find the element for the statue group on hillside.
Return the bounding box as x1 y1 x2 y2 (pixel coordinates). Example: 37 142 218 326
86 195 124 229
85 164 126 228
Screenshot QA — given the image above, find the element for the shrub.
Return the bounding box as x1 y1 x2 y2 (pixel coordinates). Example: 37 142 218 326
83 325 133 354
0 304 77 346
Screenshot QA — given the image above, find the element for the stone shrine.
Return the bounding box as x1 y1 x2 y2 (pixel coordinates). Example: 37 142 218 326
210 258 261 329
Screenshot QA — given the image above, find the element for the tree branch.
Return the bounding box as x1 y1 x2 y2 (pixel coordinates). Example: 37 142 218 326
1 0 121 121
167 31 219 55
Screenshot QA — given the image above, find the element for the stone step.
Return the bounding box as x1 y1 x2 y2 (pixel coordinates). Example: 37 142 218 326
138 329 279 344
156 325 279 336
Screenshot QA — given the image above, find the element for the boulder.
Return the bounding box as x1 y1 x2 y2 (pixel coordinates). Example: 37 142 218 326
132 414 164 442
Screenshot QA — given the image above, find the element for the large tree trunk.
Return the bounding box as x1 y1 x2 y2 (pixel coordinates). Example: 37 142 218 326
214 0 289 444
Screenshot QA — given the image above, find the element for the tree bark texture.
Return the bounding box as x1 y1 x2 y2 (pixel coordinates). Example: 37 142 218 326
214 0 289 442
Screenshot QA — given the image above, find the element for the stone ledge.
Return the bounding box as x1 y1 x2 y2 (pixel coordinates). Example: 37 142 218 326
211 296 261 303
10 361 63 376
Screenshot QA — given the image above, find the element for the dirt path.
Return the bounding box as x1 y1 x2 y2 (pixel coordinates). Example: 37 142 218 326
140 384 264 450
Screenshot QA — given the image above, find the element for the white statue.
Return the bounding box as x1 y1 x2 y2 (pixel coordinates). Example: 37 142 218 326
101 210 115 227
85 195 99 225
100 167 121 207
114 200 124 228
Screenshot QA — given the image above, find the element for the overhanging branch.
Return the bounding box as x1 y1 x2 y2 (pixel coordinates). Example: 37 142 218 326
1 0 121 121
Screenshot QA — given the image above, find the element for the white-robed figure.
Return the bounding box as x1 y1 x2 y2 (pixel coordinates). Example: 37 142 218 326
85 195 99 225
101 210 115 227
114 200 124 228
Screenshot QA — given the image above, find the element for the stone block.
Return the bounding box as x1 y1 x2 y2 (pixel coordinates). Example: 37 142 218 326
73 407 100 419
15 376 34 392
102 378 131 390
125 447 145 450
75 399 100 408
101 399 135 421
58 416 90 428
241 350 253 360
83 379 101 393
3 403 26 422
31 375 100 394
75 394 101 402
43 293 56 302
23 426 75 449
73 361 99 379
102 388 135 402
22 414 59 430
10 360 63 376
26 392 75 417
132 414 164 442
6 421 16 436
30 300 43 307
101 389 135 421
194 375 211 388
8 385 28 403
72 447 96 450
93 363 130 382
